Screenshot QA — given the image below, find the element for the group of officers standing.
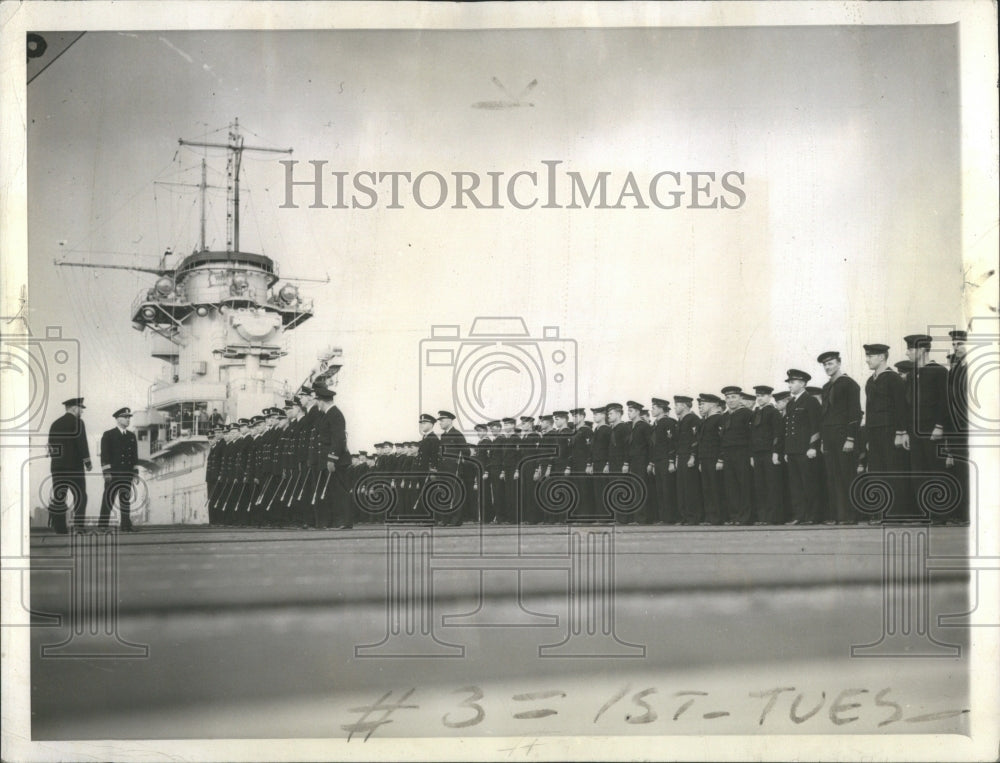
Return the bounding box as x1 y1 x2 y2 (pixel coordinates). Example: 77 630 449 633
204 331 971 529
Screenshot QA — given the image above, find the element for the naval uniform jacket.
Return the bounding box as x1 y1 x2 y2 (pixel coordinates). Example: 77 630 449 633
100 426 138 477
48 412 90 473
750 405 782 455
784 393 820 455
820 374 862 445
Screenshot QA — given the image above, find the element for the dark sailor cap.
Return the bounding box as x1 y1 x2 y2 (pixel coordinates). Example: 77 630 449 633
949 329 968 342
502 417 517 425
112 407 133 417
753 385 774 395
488 420 501 428
626 400 643 411
894 359 914 372
63 397 85 408
651 397 670 409
313 384 335 400
590 406 607 414
773 390 791 401
539 414 554 423
698 393 722 405
903 334 933 350
474 423 488 432
553 410 569 418
237 418 250 427
419 413 436 424
437 410 456 420
519 415 535 423
673 395 693 405
570 407 586 416
785 369 811 383
606 403 624 413
816 351 841 364
720 386 742 396
863 344 890 355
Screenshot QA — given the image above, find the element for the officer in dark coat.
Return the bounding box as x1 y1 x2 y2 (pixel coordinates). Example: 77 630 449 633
47 397 92 532
772 390 791 521
314 383 352 528
673 396 702 525
783 369 822 524
567 408 595 522
903 334 951 524
946 330 970 524
695 394 725 525
649 398 677 524
415 414 441 523
437 411 470 526
749 386 783 525
817 351 863 524
719 386 753 525
100 407 139 530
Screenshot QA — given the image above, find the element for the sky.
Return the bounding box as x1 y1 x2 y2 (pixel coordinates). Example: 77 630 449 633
25 25 963 451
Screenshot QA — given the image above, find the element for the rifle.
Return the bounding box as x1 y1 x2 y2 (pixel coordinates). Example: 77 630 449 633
266 472 288 511
282 465 301 502
297 467 313 501
233 479 249 511
220 478 239 510
311 470 323 505
319 470 333 501
255 474 274 505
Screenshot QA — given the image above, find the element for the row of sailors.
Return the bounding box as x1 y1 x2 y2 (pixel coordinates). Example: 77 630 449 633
205 333 970 528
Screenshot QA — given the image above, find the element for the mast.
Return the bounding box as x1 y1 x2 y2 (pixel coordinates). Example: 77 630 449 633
178 119 292 256
199 158 207 253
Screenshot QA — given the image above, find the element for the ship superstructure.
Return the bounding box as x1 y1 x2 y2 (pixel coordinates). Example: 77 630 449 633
58 121 321 523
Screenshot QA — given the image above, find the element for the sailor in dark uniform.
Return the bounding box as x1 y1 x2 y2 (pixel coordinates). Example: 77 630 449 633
46 397 92 532
552 411 575 523
605 403 630 523
696 394 725 525
772 391 791 517
99 407 139 530
625 400 652 524
472 423 492 523
749 386 783 525
817 351 863 524
783 369 822 525
206 426 225 525
567 408 594 521
291 386 320 526
673 396 702 525
719 386 753 525
514 416 539 524
485 420 504 523
498 417 519 523
862 344 910 523
649 397 677 524
903 333 951 524
589 406 611 517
